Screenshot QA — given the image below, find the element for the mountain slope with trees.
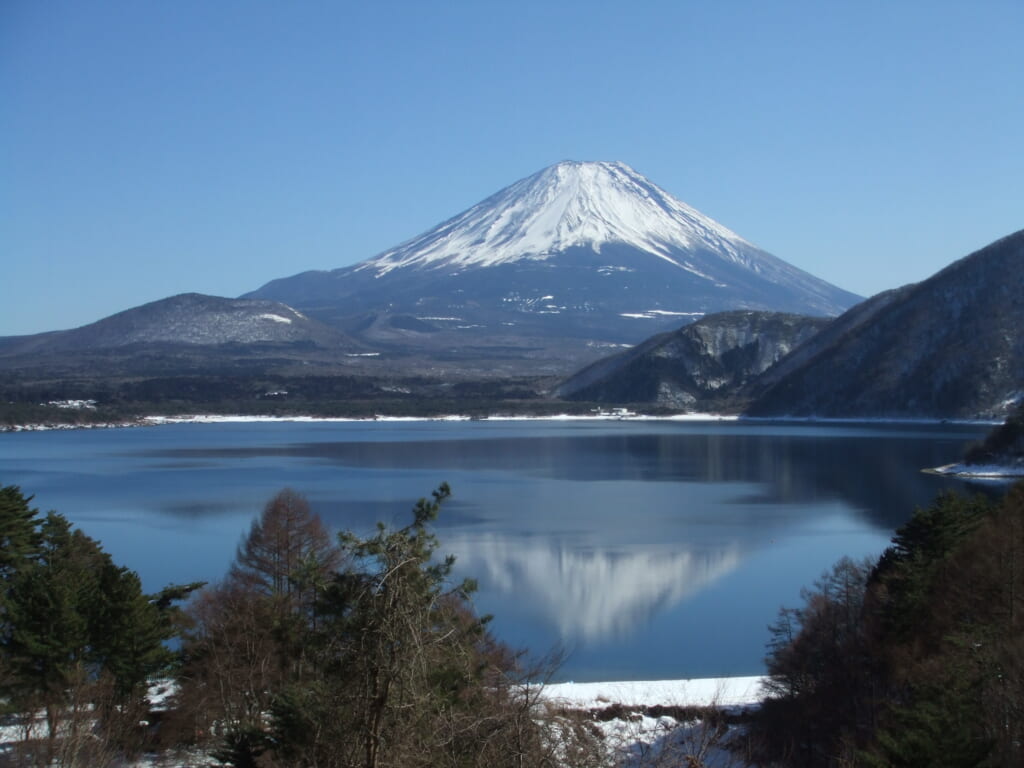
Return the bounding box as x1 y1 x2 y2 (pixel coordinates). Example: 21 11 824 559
964 401 1024 469
746 229 1024 419
556 310 829 410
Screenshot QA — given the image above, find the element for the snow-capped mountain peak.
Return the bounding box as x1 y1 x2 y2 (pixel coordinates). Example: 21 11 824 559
360 160 756 276
245 160 861 362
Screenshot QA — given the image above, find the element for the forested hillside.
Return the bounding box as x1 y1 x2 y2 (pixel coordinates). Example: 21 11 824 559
965 402 1024 468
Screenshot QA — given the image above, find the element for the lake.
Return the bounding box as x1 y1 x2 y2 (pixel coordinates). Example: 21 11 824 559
0 418 994 682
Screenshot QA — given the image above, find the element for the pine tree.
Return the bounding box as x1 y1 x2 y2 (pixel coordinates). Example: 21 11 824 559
0 485 41 580
1 498 200 763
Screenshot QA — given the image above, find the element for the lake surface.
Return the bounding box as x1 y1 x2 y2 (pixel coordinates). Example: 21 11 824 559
0 418 995 682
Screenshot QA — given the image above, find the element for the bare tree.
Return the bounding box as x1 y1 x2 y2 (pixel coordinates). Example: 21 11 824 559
175 488 342 764
230 488 342 607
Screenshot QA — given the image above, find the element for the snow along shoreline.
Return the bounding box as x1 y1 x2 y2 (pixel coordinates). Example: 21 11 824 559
2 411 739 432
926 462 1024 479
4 411 1005 433
541 676 766 709
0 676 768 768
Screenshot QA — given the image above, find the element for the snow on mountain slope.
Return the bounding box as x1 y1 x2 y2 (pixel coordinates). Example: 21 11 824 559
0 294 358 353
245 161 860 368
361 161 758 276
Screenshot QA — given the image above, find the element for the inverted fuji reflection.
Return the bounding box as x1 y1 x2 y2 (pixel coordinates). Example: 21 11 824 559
447 534 745 643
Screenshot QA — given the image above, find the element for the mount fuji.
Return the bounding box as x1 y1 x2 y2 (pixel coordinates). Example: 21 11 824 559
246 161 860 371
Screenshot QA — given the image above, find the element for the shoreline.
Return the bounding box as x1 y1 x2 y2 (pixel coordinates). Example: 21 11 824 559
1 412 1002 433
3 411 739 432
926 462 1024 479
542 675 766 709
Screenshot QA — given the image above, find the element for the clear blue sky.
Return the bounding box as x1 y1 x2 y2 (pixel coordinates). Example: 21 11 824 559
3 0 1022 335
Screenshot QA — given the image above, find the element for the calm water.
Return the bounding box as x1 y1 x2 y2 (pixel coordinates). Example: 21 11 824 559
0 419 994 681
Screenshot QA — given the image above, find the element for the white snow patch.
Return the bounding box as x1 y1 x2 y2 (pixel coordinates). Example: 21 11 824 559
45 399 97 410
357 161 759 276
142 414 473 426
258 313 293 324
929 462 1024 478
483 413 738 422
542 676 765 709
5 413 741 433
620 310 704 320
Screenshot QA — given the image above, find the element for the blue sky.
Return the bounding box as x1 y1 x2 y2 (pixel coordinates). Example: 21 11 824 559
3 1 1022 335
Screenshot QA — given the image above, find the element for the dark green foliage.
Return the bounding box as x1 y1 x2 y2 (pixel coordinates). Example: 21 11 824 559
4 513 97 702
866 677 993 768
209 725 271 768
0 485 41 578
749 485 1024 767
0 485 200 762
965 402 1024 465
870 490 989 644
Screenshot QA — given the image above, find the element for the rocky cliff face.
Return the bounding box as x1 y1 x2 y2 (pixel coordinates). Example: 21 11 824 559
556 311 830 409
746 229 1024 419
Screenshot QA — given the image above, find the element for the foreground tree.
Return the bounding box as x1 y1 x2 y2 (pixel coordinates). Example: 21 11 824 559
179 484 605 768
0 485 200 766
747 485 1024 767
230 487 342 605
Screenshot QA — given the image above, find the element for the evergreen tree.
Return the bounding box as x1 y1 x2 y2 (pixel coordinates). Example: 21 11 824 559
0 485 41 581
748 487 1024 767
0 490 200 763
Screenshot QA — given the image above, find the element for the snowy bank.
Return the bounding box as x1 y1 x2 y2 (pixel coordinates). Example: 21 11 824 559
927 462 1024 479
542 676 766 710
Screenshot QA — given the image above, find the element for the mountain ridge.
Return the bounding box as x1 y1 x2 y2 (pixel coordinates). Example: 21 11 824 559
556 310 830 409
246 161 861 365
0 293 359 354
746 229 1024 419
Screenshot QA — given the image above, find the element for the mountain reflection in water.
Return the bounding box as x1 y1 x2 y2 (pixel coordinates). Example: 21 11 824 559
0 420 997 680
447 535 744 642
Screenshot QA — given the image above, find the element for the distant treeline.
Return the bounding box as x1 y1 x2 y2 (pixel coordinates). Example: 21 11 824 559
0 371 616 428
966 401 1024 466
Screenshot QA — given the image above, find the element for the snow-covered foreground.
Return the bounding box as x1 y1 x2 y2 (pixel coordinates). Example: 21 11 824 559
541 677 766 767
543 676 765 709
1 677 766 767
